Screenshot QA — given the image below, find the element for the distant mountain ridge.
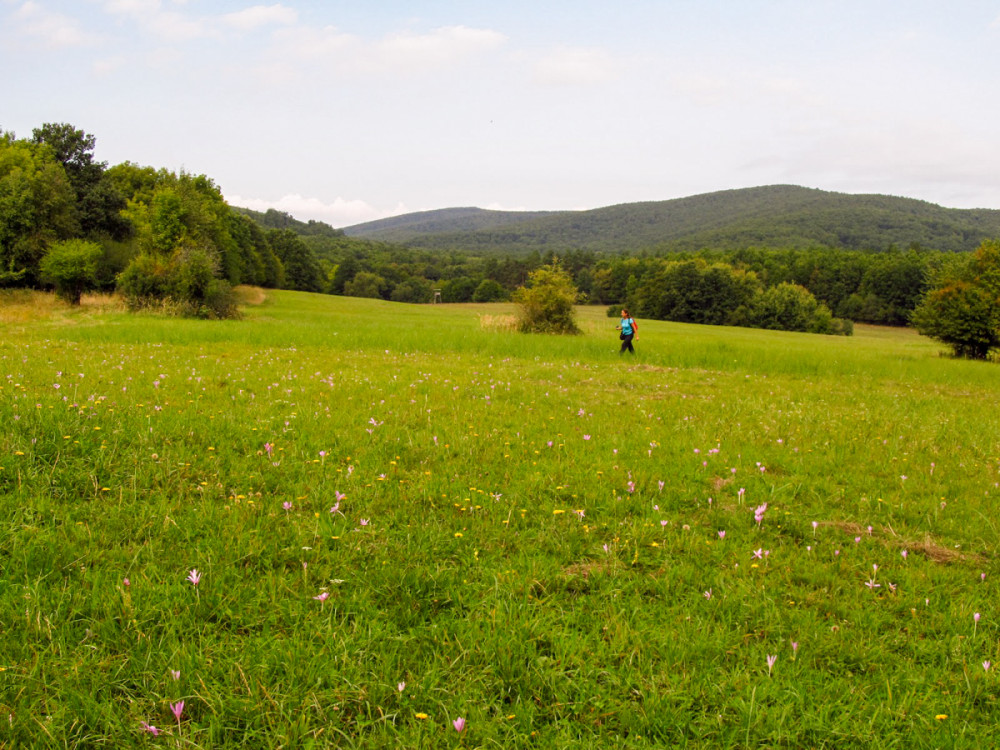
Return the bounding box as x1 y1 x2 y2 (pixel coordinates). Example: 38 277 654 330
343 207 559 240
342 185 1000 254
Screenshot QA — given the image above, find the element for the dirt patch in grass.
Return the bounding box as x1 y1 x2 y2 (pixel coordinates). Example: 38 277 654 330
821 521 984 565
562 561 608 579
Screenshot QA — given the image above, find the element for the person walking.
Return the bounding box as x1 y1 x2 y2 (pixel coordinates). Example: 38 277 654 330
616 308 638 354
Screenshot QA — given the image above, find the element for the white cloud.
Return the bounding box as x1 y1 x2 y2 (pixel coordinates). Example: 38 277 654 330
146 9 211 41
93 55 126 74
223 4 297 32
533 46 622 86
269 24 505 76
226 193 411 227
103 0 161 14
12 1 100 47
102 0 210 41
376 25 507 72
269 24 358 62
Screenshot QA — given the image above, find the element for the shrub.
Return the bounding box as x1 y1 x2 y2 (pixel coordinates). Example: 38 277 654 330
39 239 102 304
513 264 581 334
116 245 238 319
117 253 168 308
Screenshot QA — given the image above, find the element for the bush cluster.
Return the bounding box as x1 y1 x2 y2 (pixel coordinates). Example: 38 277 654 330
117 244 238 319
612 258 852 335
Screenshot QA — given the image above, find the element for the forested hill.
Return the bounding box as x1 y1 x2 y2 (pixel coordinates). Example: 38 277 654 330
232 206 345 238
344 207 559 241
342 185 1000 254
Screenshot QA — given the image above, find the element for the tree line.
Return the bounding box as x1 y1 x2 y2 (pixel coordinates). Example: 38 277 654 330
2 123 997 353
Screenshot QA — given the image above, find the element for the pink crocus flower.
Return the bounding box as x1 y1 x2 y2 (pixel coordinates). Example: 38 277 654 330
791 641 799 656
583 435 591 441
766 654 777 675
170 701 184 722
985 661 992 672
282 501 292 512
901 550 908 560
170 670 180 681
718 530 726 540
359 518 370 527
187 569 201 586
397 681 406 693
703 589 712 600
123 578 130 587
140 721 161 736
452 717 466 733
313 592 330 602
264 442 273 455
752 548 763 560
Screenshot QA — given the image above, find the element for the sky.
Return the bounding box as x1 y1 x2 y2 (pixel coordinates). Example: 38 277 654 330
4 0 1000 227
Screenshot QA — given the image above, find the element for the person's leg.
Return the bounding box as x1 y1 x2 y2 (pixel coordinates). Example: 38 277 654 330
627 336 635 353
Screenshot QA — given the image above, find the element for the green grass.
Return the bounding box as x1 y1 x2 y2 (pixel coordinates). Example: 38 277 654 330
1 289 999 748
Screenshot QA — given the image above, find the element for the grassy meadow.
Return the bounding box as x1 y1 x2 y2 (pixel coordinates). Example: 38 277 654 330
1 287 999 748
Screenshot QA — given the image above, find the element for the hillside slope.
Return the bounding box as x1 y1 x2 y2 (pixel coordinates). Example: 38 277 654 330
344 207 559 242
341 185 1000 254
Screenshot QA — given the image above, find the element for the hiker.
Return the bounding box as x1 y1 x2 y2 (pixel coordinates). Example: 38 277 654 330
616 308 637 354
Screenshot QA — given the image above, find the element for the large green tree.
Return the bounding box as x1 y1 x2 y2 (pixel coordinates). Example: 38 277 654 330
0 134 78 284
911 239 1000 359
32 123 130 240
39 239 102 304
267 229 324 292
